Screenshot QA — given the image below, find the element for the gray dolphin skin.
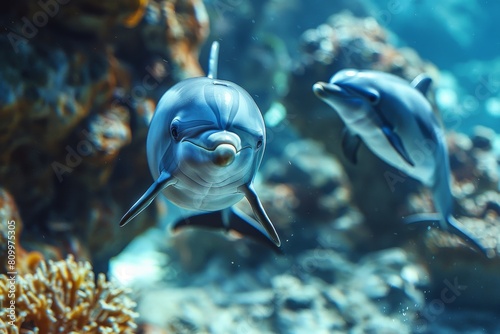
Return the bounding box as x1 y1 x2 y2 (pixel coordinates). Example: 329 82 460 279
119 41 281 251
313 69 487 256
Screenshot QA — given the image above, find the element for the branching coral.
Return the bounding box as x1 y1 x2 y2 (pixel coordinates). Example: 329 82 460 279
0 256 138 333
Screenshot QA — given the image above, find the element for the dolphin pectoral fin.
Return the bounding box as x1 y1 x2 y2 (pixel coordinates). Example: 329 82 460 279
411 74 432 96
341 128 362 164
381 126 415 167
403 213 442 226
414 113 437 142
170 208 283 253
446 216 489 257
240 183 281 247
119 171 174 227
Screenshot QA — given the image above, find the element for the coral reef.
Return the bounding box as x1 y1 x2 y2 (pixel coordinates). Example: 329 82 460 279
0 256 138 333
2 0 500 333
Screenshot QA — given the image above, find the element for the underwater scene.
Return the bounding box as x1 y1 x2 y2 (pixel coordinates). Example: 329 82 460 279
1 0 500 333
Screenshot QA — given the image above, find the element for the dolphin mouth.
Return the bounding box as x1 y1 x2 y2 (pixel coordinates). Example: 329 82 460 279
183 139 249 153
182 140 252 167
313 82 348 98
314 81 368 104
212 143 237 166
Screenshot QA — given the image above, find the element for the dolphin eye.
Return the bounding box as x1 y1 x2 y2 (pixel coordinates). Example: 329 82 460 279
361 87 380 105
256 138 263 149
367 92 380 104
171 124 179 141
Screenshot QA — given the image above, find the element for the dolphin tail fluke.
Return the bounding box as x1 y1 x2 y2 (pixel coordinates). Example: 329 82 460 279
119 171 174 227
171 208 283 254
404 213 488 256
240 183 281 247
445 215 489 257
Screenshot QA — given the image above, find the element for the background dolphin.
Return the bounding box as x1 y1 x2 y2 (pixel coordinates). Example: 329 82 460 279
119 41 281 251
313 69 487 256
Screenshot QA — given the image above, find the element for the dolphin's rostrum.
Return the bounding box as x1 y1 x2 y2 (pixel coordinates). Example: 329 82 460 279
313 69 487 256
119 41 281 251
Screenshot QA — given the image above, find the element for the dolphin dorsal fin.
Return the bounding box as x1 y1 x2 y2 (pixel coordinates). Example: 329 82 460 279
207 41 220 79
411 74 432 96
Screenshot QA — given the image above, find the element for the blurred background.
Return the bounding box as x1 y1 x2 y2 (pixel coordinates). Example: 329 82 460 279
1 0 500 333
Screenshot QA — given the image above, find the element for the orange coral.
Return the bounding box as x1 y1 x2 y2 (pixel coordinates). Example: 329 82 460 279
0 256 138 333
